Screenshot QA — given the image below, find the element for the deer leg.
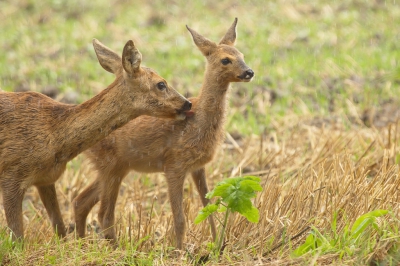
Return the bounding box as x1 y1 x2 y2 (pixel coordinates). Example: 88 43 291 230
191 167 217 241
1 181 25 240
72 180 100 238
97 172 125 243
36 184 66 238
166 171 186 249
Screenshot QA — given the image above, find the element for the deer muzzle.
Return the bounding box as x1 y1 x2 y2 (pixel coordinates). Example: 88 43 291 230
238 69 255 81
175 100 192 120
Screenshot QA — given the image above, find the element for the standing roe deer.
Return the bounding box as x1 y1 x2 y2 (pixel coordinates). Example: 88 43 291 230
0 39 191 240
73 18 254 249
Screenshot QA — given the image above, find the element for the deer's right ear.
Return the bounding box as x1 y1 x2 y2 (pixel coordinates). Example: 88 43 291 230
92 39 122 75
122 40 142 75
186 25 217 56
219 18 238 46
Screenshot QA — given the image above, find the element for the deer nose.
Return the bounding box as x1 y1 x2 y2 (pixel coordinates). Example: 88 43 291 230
182 100 192 111
245 69 254 79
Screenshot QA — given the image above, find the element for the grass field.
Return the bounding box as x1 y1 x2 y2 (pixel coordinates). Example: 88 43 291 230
1 0 400 264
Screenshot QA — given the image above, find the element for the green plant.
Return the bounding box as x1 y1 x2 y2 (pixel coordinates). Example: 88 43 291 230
195 176 263 257
0 229 24 264
292 209 389 258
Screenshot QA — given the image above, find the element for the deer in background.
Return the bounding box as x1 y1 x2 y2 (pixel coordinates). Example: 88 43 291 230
0 39 191 240
73 18 254 249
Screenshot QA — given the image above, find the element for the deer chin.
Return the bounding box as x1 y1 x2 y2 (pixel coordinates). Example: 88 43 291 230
175 109 195 120
175 112 187 120
237 76 253 82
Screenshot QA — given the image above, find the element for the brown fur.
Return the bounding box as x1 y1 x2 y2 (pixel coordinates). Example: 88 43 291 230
73 18 254 249
0 39 191 240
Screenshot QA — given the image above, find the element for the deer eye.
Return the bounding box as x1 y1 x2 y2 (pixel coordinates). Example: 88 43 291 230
157 82 167 91
221 58 231 65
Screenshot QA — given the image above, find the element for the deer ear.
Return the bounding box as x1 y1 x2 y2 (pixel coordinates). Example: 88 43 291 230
219 18 238 46
122 40 142 75
186 25 217 56
93 39 122 74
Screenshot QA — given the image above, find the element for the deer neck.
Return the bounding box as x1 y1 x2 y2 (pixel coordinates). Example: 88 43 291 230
196 68 230 130
55 76 138 162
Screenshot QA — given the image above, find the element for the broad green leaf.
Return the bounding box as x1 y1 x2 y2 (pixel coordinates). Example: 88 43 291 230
217 205 227 212
207 183 233 199
207 176 261 199
241 206 259 223
227 194 252 213
351 217 375 240
292 234 316 257
194 204 218 224
242 176 261 182
350 210 388 239
365 209 389 218
292 227 332 257
240 180 263 193
201 176 262 223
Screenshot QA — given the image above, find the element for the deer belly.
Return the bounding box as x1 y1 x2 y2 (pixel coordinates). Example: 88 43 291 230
129 158 164 173
33 163 67 186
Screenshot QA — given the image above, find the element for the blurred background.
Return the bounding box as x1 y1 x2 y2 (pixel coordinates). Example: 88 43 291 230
1 0 399 135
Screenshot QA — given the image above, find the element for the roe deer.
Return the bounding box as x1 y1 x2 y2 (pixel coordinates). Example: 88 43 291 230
73 18 254 249
0 39 191 240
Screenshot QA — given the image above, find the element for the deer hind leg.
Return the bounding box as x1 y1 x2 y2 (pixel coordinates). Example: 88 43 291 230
166 171 186 249
191 167 217 241
36 184 66 238
1 180 25 240
72 180 101 238
97 169 127 243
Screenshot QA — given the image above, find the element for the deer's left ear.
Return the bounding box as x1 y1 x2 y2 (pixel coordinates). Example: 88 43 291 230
219 18 238 46
92 39 122 75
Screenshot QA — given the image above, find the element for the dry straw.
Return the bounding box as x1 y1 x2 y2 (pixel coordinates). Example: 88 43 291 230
1 116 399 265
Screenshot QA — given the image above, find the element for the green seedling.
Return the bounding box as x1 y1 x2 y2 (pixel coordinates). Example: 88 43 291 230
195 176 262 257
292 209 389 258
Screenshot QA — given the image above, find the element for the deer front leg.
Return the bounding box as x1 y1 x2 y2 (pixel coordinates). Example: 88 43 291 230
1 180 25 240
166 171 186 249
36 184 66 238
72 180 101 238
191 167 217 241
97 172 125 243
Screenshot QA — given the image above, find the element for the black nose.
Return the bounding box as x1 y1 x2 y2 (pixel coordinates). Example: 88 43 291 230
182 101 192 111
245 69 254 78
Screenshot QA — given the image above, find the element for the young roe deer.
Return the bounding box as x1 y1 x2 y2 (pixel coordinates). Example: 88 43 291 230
0 39 191 240
73 18 254 249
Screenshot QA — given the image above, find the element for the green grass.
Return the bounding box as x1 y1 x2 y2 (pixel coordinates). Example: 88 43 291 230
1 0 399 134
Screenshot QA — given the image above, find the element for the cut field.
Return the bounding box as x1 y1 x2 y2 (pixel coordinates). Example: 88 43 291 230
1 0 400 265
